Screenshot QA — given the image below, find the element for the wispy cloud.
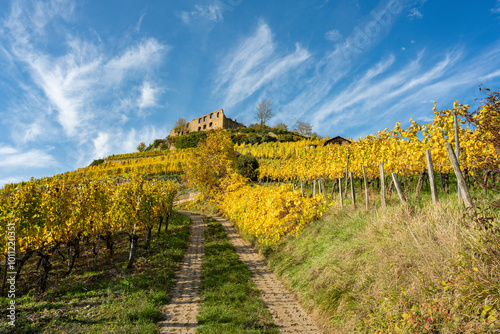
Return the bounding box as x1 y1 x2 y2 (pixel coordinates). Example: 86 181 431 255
325 29 342 42
0 145 17 155
492 1 500 14
138 81 163 109
136 11 146 32
0 145 57 168
214 22 310 108
408 8 423 19
308 42 500 138
274 0 406 127
88 126 168 162
1 0 170 170
310 51 455 129
181 4 223 24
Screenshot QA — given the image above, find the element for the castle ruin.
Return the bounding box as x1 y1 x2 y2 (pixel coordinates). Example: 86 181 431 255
169 109 244 137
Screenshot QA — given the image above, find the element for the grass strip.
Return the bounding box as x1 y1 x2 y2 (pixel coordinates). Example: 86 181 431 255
196 217 278 334
0 212 191 334
264 194 500 333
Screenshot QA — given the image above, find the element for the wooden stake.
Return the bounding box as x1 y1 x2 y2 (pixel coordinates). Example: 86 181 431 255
453 113 461 199
344 148 350 197
321 178 328 205
379 162 386 208
425 150 438 204
362 166 369 209
338 178 343 207
391 173 406 203
445 142 473 209
350 172 356 207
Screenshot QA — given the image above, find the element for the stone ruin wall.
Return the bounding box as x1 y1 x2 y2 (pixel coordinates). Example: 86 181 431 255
169 109 243 137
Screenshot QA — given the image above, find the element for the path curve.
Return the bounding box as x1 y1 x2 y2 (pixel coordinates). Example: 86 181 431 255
209 215 322 334
158 213 205 334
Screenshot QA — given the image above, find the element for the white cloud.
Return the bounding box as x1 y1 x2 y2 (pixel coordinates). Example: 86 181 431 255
325 29 342 42
181 4 223 24
136 12 146 32
181 12 191 25
0 145 18 155
93 132 110 159
408 8 423 19
0 148 57 168
214 22 310 108
492 1 500 14
304 42 500 137
278 0 406 127
2 0 168 141
138 81 162 109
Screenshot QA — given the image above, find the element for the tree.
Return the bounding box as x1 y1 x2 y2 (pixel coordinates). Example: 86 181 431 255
183 130 237 199
137 142 146 152
273 123 288 132
173 117 189 136
256 100 273 126
294 121 313 136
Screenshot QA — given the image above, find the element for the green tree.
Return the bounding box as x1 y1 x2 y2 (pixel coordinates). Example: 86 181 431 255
174 117 189 136
294 121 313 136
273 122 288 132
137 142 146 152
256 100 273 126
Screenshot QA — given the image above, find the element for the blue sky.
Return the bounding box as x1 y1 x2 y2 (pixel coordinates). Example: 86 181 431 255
1 0 500 187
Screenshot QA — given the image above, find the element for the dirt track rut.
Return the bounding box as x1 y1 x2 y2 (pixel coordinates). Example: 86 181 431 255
159 212 322 333
158 214 205 334
211 215 322 334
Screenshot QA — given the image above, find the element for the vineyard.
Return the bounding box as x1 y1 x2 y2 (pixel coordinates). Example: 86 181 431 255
235 102 496 181
1 97 499 333
0 178 177 293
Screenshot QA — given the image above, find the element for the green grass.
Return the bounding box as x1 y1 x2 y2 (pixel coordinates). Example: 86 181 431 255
196 217 278 334
261 191 500 333
0 212 191 334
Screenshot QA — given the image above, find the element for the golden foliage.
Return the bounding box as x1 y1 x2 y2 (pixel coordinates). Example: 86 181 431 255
218 179 327 245
183 130 237 199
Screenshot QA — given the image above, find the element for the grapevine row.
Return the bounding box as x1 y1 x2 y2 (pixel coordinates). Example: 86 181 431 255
235 104 498 181
0 177 178 292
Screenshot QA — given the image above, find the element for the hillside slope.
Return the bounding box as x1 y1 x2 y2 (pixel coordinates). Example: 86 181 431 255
260 193 500 333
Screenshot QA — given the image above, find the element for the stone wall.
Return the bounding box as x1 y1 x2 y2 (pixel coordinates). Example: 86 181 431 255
169 109 244 137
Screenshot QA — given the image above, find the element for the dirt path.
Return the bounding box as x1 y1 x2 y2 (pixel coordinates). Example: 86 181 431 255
210 215 322 334
158 213 205 334
159 212 322 333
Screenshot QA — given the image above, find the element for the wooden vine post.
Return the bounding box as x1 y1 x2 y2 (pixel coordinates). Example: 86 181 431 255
362 166 369 209
321 178 328 205
425 150 438 204
344 148 350 198
350 172 356 208
391 173 406 203
379 162 386 208
338 178 343 207
453 113 461 199
445 142 473 209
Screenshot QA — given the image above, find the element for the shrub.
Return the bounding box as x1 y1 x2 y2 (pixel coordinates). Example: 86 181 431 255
175 132 207 149
89 159 105 167
237 154 260 181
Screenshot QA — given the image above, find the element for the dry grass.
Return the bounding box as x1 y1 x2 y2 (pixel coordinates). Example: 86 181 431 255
264 193 500 333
